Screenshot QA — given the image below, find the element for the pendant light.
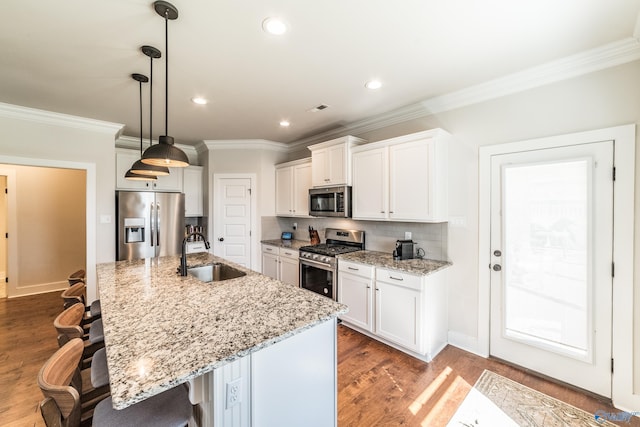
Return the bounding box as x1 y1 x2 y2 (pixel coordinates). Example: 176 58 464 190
129 45 170 176
125 73 157 181
141 0 189 168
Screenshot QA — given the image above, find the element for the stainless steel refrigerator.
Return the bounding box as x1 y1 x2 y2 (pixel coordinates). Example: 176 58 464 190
116 191 185 261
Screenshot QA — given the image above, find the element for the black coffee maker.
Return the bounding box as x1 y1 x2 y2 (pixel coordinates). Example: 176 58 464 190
393 239 414 260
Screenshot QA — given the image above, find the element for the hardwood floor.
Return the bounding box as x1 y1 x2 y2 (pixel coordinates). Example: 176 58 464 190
0 291 60 427
337 325 638 426
1 291 636 426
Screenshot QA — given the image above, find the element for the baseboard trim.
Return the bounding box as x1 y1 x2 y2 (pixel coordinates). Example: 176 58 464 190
9 280 67 298
447 331 487 358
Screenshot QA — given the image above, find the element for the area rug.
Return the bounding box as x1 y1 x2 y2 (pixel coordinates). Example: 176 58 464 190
447 370 618 426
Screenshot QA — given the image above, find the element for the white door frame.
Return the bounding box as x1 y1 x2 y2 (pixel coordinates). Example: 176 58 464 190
211 173 258 271
0 156 96 301
478 124 636 409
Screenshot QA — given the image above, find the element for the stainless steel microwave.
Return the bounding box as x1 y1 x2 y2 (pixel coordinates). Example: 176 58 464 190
309 186 351 217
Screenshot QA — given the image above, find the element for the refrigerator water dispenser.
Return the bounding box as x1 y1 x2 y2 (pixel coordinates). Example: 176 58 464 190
124 218 145 243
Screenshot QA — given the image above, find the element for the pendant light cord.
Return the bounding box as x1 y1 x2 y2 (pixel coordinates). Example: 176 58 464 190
149 53 154 147
164 9 169 136
139 79 143 156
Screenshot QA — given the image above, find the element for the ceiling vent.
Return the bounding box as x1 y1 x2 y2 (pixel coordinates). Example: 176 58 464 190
308 104 330 112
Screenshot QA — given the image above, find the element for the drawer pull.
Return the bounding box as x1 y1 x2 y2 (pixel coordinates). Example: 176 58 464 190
389 275 404 281
347 266 359 271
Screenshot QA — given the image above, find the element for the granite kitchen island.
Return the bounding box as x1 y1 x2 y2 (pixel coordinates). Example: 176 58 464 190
97 253 347 427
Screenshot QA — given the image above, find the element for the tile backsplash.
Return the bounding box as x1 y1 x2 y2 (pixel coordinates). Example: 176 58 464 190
261 216 448 261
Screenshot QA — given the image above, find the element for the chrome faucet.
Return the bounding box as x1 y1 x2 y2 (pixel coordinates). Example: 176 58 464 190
180 232 211 276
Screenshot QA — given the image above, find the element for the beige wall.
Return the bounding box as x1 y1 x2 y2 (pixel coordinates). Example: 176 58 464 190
9 165 86 292
0 176 5 297
0 108 121 302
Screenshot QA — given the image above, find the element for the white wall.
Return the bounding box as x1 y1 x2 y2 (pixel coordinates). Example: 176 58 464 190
0 104 122 301
203 143 288 270
353 60 640 391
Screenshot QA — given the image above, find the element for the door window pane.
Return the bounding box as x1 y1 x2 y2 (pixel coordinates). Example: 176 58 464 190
503 159 590 357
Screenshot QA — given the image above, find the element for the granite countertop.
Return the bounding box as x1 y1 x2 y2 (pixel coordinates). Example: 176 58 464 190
97 253 346 410
337 250 452 276
260 239 309 250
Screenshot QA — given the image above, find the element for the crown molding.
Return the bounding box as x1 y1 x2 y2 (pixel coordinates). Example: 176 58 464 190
290 37 640 147
202 139 289 152
0 102 124 136
420 37 640 115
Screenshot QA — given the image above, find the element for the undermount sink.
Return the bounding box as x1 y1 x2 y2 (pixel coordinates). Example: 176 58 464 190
187 263 246 282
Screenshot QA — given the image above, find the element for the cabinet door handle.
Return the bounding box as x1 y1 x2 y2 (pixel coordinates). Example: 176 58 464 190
366 285 371 289
348 266 359 271
389 275 403 281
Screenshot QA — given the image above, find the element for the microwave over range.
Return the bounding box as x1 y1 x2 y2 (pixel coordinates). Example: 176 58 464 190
309 185 351 218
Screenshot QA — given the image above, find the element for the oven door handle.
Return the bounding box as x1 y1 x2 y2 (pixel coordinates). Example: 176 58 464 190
300 258 333 270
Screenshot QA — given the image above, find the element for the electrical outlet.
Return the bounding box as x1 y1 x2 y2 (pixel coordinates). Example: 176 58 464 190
404 231 412 240
293 222 297 230
226 378 241 409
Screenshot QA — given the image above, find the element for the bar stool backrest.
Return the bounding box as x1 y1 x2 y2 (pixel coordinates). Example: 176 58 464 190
61 283 86 310
54 304 85 344
37 338 84 427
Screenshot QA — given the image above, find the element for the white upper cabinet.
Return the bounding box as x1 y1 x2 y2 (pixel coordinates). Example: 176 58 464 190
115 149 183 192
308 136 366 187
352 129 450 222
275 158 312 217
183 166 204 217
352 147 388 220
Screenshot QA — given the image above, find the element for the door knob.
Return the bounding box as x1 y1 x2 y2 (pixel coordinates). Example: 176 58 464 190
492 264 502 271
493 250 502 257
218 237 224 242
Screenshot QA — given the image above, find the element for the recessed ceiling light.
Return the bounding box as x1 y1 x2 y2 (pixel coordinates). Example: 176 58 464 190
365 80 382 90
262 18 287 35
279 120 290 127
191 97 208 105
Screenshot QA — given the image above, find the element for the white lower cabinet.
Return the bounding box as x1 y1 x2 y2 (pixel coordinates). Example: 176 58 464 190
261 244 299 287
338 260 448 361
338 261 374 332
375 276 422 353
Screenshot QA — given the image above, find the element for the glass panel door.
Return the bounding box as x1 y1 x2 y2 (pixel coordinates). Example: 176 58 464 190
502 159 591 360
489 141 613 397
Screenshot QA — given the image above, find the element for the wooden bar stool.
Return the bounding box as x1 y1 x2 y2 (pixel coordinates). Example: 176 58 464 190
61 282 101 321
67 269 86 286
38 338 192 427
54 303 107 387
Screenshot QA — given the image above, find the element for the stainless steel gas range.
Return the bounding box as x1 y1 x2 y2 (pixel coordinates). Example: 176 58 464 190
299 228 365 300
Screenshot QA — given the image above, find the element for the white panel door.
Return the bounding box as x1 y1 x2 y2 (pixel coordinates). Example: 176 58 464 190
489 141 613 397
214 177 252 267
